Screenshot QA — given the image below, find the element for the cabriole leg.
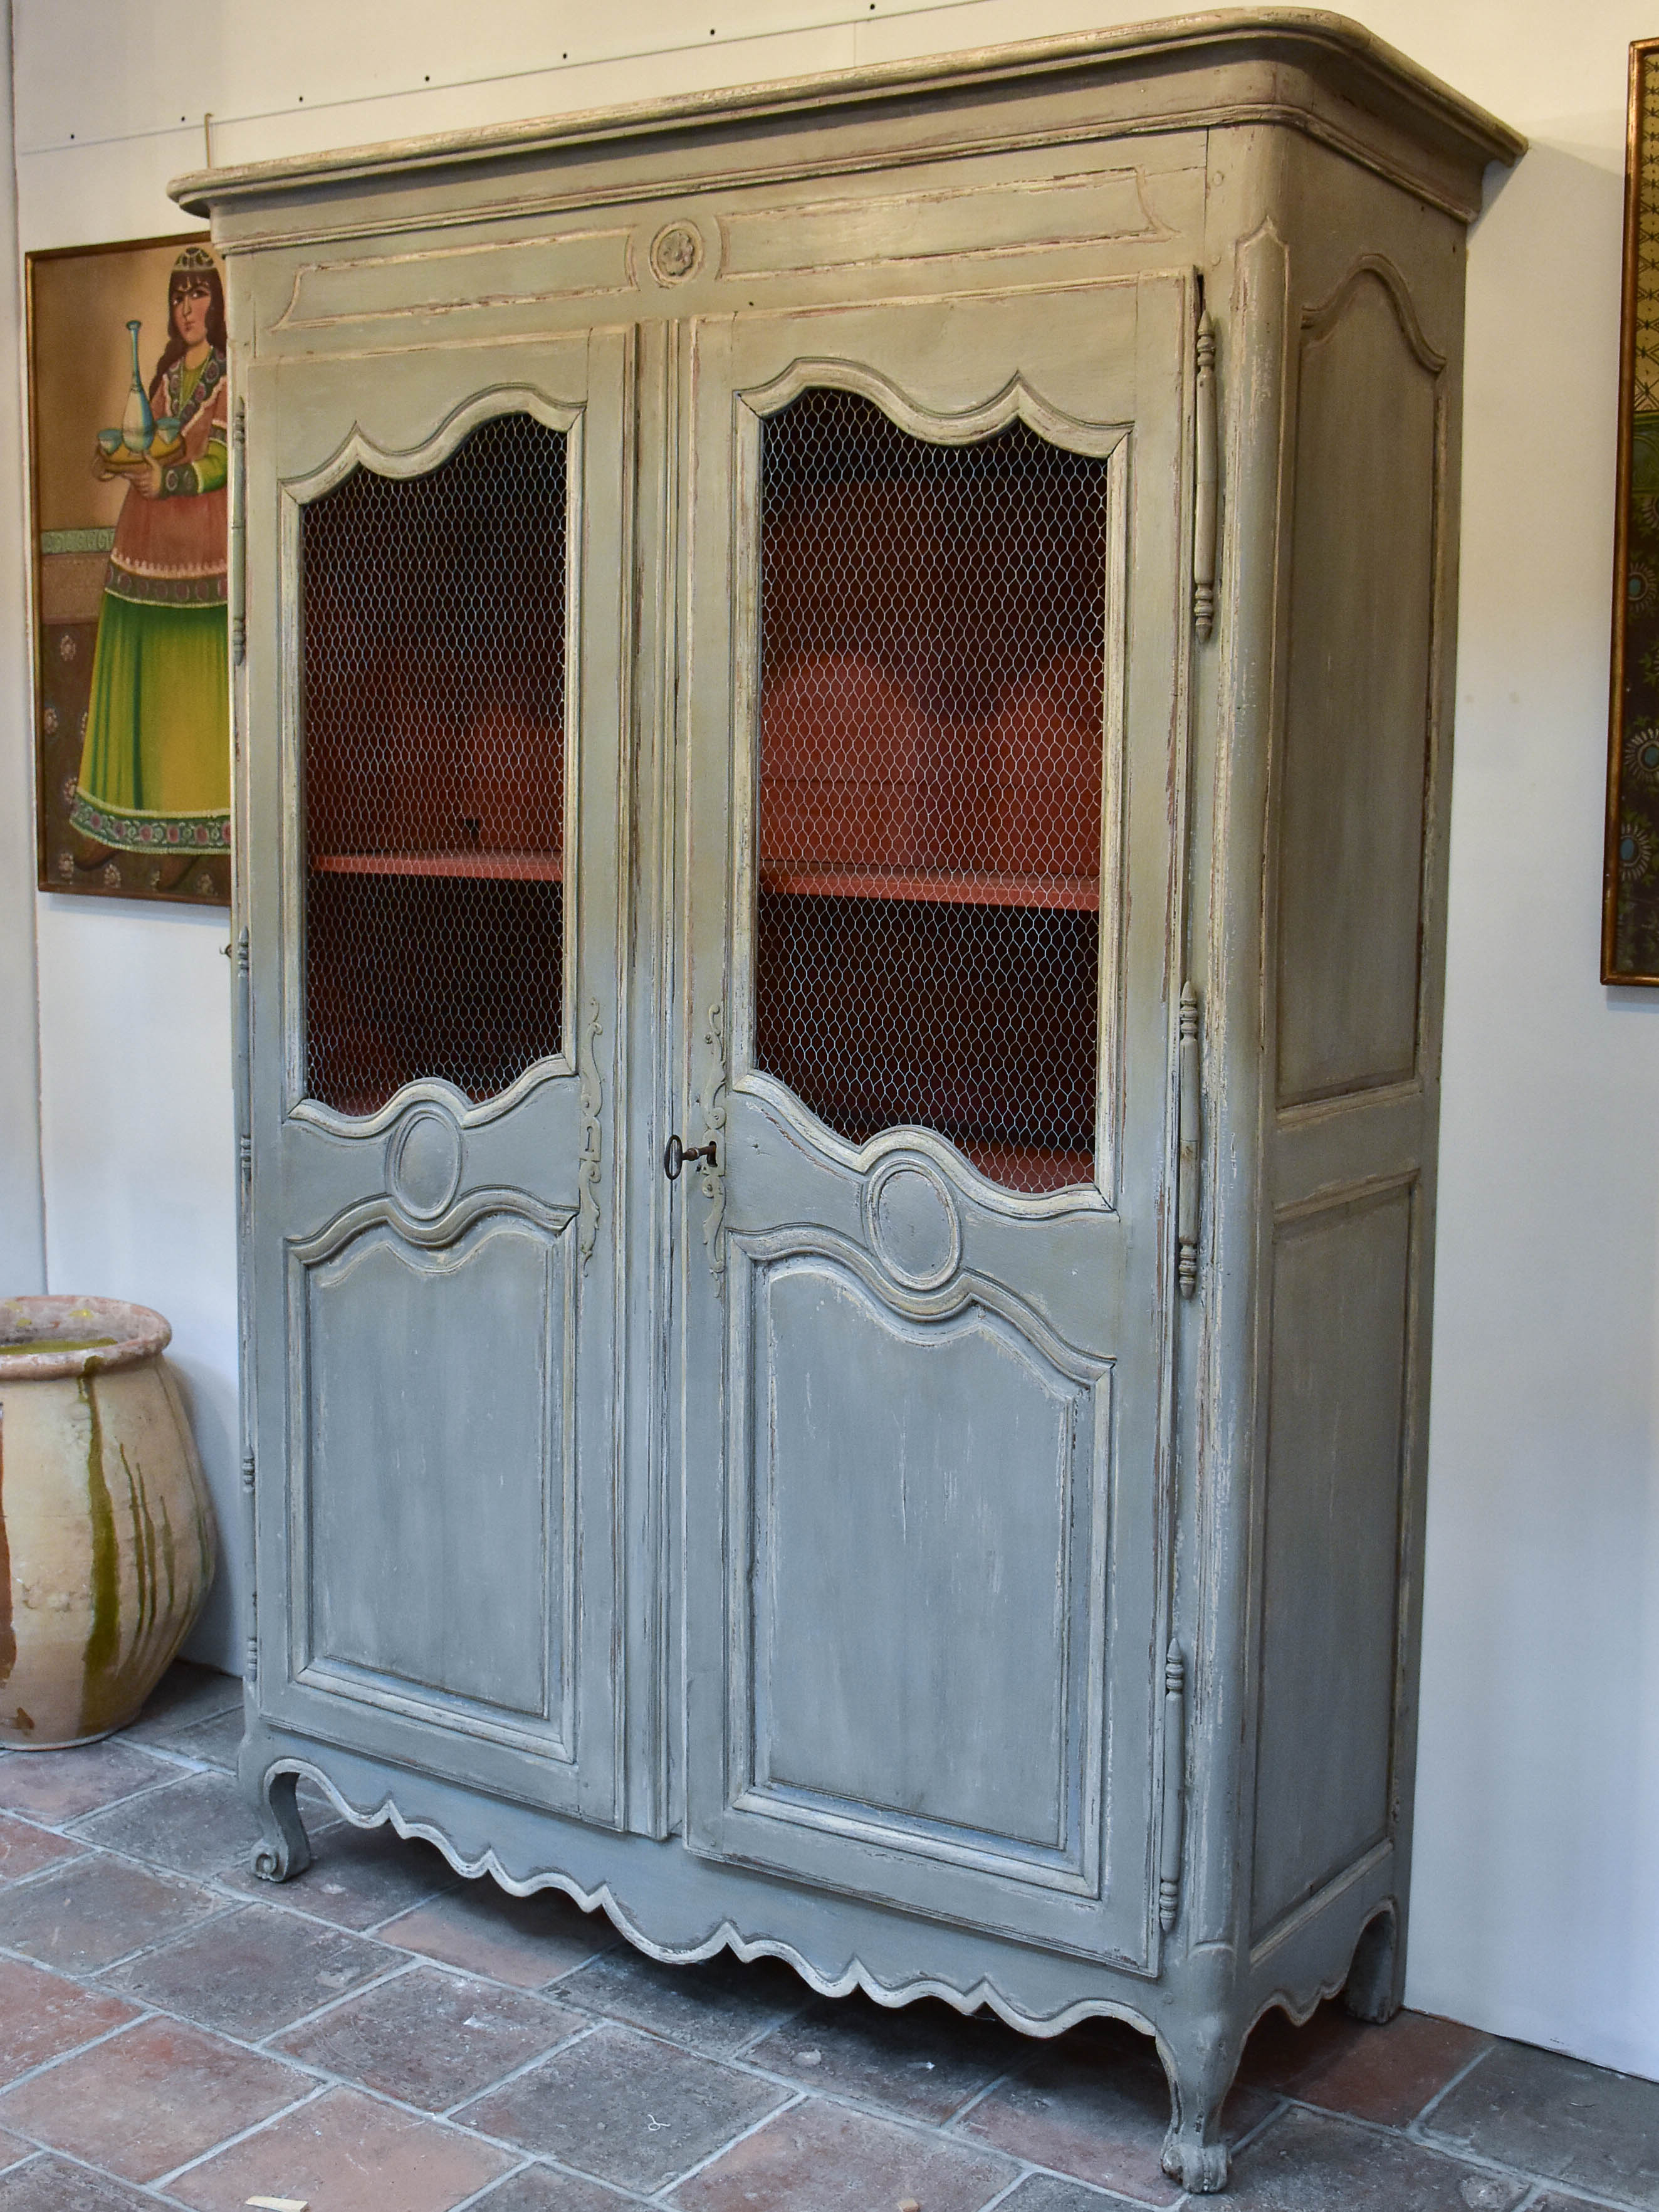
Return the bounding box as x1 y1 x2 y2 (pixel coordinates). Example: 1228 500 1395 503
1159 2014 1244 2194
251 1766 312 1883
1342 1906 1403 2025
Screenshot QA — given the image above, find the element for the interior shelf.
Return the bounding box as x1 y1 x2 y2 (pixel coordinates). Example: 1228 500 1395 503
310 851 563 883
760 863 1099 911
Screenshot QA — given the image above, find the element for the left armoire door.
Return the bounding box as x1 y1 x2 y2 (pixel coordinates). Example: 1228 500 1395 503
241 333 631 1826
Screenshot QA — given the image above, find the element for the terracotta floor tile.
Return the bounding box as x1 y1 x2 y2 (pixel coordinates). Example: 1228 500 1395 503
474 2170 646 2209
669 2095 1017 2211
960 2023 1272 2204
0 1815 80 1887
555 1946 805 2058
1 1689 1643 2212
997 2179 1153 2210
0 2015 308 2183
123 1659 242 1744
1227 2105 1526 2208
0 1853 221 1971
1237 1999 1364 2092
0 1956 140 2086
0 2156 167 2209
380 1877 614 1989
104 1902 395 2040
458 2021 787 2193
70 1768 268 1879
276 1964 585 2110
1425 2040 1659 2207
154 1707 244 1769
167 2084 513 2212
0 1740 170 1825
1240 2000 1490 2127
747 1990 1026 2122
218 1820 459 1930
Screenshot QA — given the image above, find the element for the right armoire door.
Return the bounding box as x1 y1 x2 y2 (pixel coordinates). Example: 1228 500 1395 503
679 273 1191 1972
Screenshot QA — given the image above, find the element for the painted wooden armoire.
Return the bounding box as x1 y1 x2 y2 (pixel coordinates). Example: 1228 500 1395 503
174 14 1520 2190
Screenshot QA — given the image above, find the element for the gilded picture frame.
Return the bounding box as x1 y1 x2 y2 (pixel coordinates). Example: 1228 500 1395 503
28 233 232 906
1603 41 1659 978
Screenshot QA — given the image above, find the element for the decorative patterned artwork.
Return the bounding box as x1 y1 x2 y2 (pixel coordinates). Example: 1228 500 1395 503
28 235 231 904
1606 43 1659 978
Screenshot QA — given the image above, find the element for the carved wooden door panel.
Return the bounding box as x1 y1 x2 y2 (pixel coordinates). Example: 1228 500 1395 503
243 335 629 1824
678 278 1190 1968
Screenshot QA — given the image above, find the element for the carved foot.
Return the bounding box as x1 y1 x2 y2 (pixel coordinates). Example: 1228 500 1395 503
1183 2139 1231 2193
1160 2117 1230 2192
1159 2015 1242 2194
1343 1907 1402 2025
251 1766 312 1883
1160 2122 1183 2181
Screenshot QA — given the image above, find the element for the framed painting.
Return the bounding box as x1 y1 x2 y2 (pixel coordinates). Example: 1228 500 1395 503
28 234 231 904
1605 41 1659 978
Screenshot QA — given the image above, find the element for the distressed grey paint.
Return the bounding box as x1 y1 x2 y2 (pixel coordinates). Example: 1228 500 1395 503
178 16 1520 2193
751 1260 1089 1855
1251 1187 1414 1937
1277 268 1442 1106
678 276 1176 1983
305 1212 569 1728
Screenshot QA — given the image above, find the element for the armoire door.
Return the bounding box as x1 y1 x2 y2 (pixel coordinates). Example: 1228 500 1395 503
243 333 630 1825
678 277 1190 1969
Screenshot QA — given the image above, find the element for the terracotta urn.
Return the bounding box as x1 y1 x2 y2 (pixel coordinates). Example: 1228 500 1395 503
0 1296 216 1749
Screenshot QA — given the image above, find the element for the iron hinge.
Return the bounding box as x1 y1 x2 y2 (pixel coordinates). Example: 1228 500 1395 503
1177 983 1201 1297
1159 1641 1188 1933
1193 303 1218 638
231 397 247 667
242 1449 257 1686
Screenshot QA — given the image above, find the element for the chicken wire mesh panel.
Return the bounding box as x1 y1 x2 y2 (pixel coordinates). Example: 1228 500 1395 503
755 387 1111 1193
301 411 568 1116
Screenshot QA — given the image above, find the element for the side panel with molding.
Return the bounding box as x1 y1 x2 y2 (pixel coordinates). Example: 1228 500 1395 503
1275 268 1442 1108
1250 1187 1414 1939
1247 156 1467 2000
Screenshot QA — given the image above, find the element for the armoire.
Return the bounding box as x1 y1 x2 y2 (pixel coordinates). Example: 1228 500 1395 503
173 13 1520 2190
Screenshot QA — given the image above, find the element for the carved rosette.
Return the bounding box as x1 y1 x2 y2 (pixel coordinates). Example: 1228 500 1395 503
649 221 704 285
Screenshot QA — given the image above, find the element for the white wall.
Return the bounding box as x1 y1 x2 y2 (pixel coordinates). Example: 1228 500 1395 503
11 0 1658 2081
0 0 43 1295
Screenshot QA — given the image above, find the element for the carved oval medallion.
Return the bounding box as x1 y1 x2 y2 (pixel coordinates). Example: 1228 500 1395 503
865 1158 961 1291
649 221 704 285
387 1106 463 1221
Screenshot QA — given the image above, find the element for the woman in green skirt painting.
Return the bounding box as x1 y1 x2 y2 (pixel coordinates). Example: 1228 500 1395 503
71 243 230 856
